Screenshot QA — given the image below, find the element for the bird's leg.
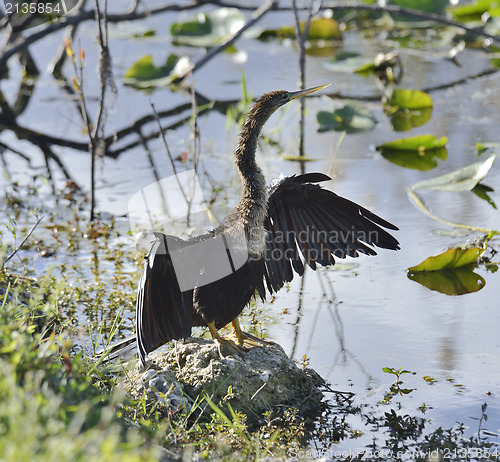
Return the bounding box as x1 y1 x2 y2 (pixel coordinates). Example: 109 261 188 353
208 322 246 358
225 317 273 349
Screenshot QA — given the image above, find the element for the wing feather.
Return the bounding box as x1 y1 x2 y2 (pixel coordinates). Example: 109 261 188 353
136 233 193 365
263 173 399 295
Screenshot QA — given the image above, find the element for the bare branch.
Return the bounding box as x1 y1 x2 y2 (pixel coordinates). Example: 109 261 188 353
172 0 278 83
0 141 32 163
2 1 499 71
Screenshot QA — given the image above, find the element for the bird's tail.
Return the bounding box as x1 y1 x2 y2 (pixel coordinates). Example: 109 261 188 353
94 335 137 363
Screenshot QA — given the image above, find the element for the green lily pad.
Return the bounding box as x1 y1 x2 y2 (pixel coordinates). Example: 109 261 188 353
408 246 487 272
388 107 433 132
412 155 496 191
408 267 486 295
258 17 342 42
257 25 294 40
257 16 342 41
325 52 370 72
123 54 190 90
384 91 433 131
317 103 377 133
384 88 433 110
380 147 447 170
353 61 376 76
449 0 500 21
305 45 340 58
354 51 400 78
377 135 448 152
306 17 342 40
171 8 245 47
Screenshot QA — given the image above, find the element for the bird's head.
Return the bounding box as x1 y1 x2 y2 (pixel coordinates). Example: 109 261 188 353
248 84 330 124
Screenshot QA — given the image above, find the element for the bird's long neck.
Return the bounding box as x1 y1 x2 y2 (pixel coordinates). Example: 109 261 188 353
234 103 270 255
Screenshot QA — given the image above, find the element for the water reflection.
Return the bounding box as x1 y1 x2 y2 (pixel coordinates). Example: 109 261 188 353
437 336 458 372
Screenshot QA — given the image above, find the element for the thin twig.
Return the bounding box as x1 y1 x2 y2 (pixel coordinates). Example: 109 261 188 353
41 144 81 186
41 146 57 196
0 141 32 163
291 0 321 165
49 0 88 78
190 85 201 174
66 46 97 208
2 216 44 270
150 102 190 207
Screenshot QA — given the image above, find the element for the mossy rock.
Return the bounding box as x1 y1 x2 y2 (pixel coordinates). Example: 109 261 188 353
125 337 326 426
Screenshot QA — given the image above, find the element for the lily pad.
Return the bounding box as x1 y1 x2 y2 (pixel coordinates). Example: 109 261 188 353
388 107 433 132
171 8 245 47
354 51 400 79
380 147 447 170
325 51 368 72
449 0 500 22
384 88 433 110
411 155 496 191
306 17 342 40
408 245 487 272
377 135 448 152
123 54 190 90
353 60 377 76
317 103 377 133
408 268 486 295
258 17 342 41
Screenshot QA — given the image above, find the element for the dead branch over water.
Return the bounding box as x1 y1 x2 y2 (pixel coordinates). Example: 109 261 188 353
1 0 500 191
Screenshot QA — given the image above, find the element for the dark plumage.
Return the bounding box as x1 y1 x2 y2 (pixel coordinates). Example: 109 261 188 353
107 85 400 366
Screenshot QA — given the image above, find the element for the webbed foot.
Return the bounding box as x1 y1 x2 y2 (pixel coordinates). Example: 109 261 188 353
215 338 247 359
225 318 274 349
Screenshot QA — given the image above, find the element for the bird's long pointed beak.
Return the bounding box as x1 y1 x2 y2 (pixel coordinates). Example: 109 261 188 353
289 83 330 100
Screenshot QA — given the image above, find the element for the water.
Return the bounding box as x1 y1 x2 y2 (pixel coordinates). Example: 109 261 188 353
1 3 499 451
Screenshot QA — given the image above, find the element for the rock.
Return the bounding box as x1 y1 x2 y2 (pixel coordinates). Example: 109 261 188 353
124 337 326 426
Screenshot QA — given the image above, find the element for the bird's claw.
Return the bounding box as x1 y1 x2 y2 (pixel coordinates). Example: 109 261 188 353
215 338 247 359
224 331 274 349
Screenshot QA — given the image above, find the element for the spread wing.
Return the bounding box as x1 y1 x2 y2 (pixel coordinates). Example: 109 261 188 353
136 233 193 365
261 173 400 296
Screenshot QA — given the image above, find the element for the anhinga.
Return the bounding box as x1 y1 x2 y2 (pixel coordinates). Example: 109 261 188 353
111 84 400 366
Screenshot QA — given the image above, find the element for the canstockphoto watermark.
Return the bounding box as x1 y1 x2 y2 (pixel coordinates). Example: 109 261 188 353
128 170 248 292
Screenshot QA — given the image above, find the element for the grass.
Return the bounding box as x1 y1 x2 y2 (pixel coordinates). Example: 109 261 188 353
1 181 499 461
0 282 161 461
